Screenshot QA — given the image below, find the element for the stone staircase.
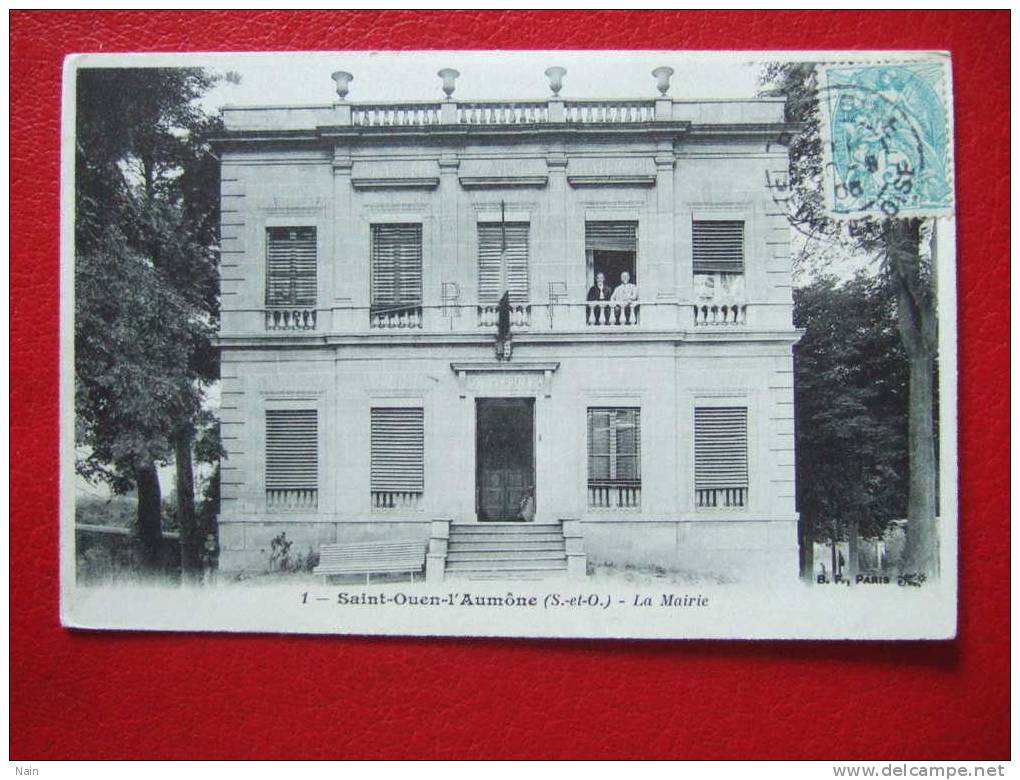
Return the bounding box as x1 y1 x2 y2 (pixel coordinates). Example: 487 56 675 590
428 521 586 581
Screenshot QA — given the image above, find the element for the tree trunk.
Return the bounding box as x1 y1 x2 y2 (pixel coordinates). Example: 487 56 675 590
175 430 201 581
135 462 163 574
799 514 815 583
847 514 860 583
830 522 839 584
886 218 939 577
903 350 938 575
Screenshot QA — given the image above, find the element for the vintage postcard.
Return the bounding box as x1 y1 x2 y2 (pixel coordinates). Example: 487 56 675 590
61 50 958 639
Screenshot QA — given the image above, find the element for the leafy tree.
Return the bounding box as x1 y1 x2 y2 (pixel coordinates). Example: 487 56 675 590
762 63 940 576
75 68 225 578
793 274 909 577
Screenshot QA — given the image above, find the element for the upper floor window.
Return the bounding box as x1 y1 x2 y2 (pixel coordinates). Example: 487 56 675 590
585 221 639 325
266 227 317 307
585 221 638 297
692 220 745 300
371 223 423 328
478 221 530 305
587 407 641 509
265 408 318 512
694 406 748 509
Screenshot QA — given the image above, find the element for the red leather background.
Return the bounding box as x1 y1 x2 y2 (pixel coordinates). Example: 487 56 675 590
10 11 1009 760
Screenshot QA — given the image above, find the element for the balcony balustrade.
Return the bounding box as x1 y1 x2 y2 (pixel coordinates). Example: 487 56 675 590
240 299 767 337
584 301 640 327
265 307 317 331
588 481 641 510
477 303 532 328
372 491 422 510
370 305 423 329
266 489 318 511
693 302 747 327
696 487 747 509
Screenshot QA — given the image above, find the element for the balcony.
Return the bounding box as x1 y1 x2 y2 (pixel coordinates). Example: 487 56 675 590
588 481 641 510
233 299 776 338
696 487 747 509
266 306 317 331
266 489 318 511
584 301 640 327
372 491 422 510
477 303 532 328
370 305 423 329
693 302 747 327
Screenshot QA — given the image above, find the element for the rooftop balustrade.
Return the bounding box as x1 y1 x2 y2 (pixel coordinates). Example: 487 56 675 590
221 66 786 133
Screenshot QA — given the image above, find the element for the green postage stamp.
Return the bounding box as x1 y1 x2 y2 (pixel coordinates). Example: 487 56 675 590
819 58 954 219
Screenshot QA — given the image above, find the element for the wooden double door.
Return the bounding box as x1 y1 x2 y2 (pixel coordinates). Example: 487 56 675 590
475 398 535 522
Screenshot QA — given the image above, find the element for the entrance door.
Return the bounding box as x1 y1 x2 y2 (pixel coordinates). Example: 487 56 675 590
476 398 535 522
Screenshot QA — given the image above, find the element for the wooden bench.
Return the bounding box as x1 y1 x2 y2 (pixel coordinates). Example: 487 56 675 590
313 540 426 584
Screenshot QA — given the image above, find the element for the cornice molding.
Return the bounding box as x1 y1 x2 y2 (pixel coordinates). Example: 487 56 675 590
350 176 440 190
567 175 656 188
458 175 549 189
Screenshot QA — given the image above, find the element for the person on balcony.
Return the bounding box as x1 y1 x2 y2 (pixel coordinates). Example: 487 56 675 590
610 270 638 324
586 272 613 324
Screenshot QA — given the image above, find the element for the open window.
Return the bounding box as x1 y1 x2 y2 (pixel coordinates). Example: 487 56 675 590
585 221 637 291
585 221 639 324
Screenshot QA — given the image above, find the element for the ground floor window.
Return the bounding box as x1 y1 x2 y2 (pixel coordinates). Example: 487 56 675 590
370 407 424 509
694 406 748 508
587 407 641 509
265 409 318 511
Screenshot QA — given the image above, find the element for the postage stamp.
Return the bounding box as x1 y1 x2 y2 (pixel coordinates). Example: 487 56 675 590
819 59 955 218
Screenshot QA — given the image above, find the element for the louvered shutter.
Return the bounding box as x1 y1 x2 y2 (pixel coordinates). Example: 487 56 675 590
266 227 317 306
371 224 422 310
694 407 748 490
588 408 641 483
692 221 745 274
587 409 612 481
585 221 638 252
478 223 529 304
614 409 641 482
265 409 318 490
370 408 424 493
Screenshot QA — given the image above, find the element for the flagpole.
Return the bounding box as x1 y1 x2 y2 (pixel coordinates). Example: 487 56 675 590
499 199 507 297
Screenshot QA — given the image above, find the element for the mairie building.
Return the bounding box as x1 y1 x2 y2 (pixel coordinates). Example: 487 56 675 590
213 66 801 582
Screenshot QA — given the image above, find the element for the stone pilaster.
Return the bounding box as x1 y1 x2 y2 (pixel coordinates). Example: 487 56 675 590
331 145 354 332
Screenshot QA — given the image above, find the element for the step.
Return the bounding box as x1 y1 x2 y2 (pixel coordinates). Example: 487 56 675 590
445 559 568 572
446 550 567 562
451 523 563 534
450 530 567 542
448 572 565 581
450 538 571 550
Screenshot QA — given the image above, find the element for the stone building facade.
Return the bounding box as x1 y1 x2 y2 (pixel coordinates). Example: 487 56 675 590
213 67 801 582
